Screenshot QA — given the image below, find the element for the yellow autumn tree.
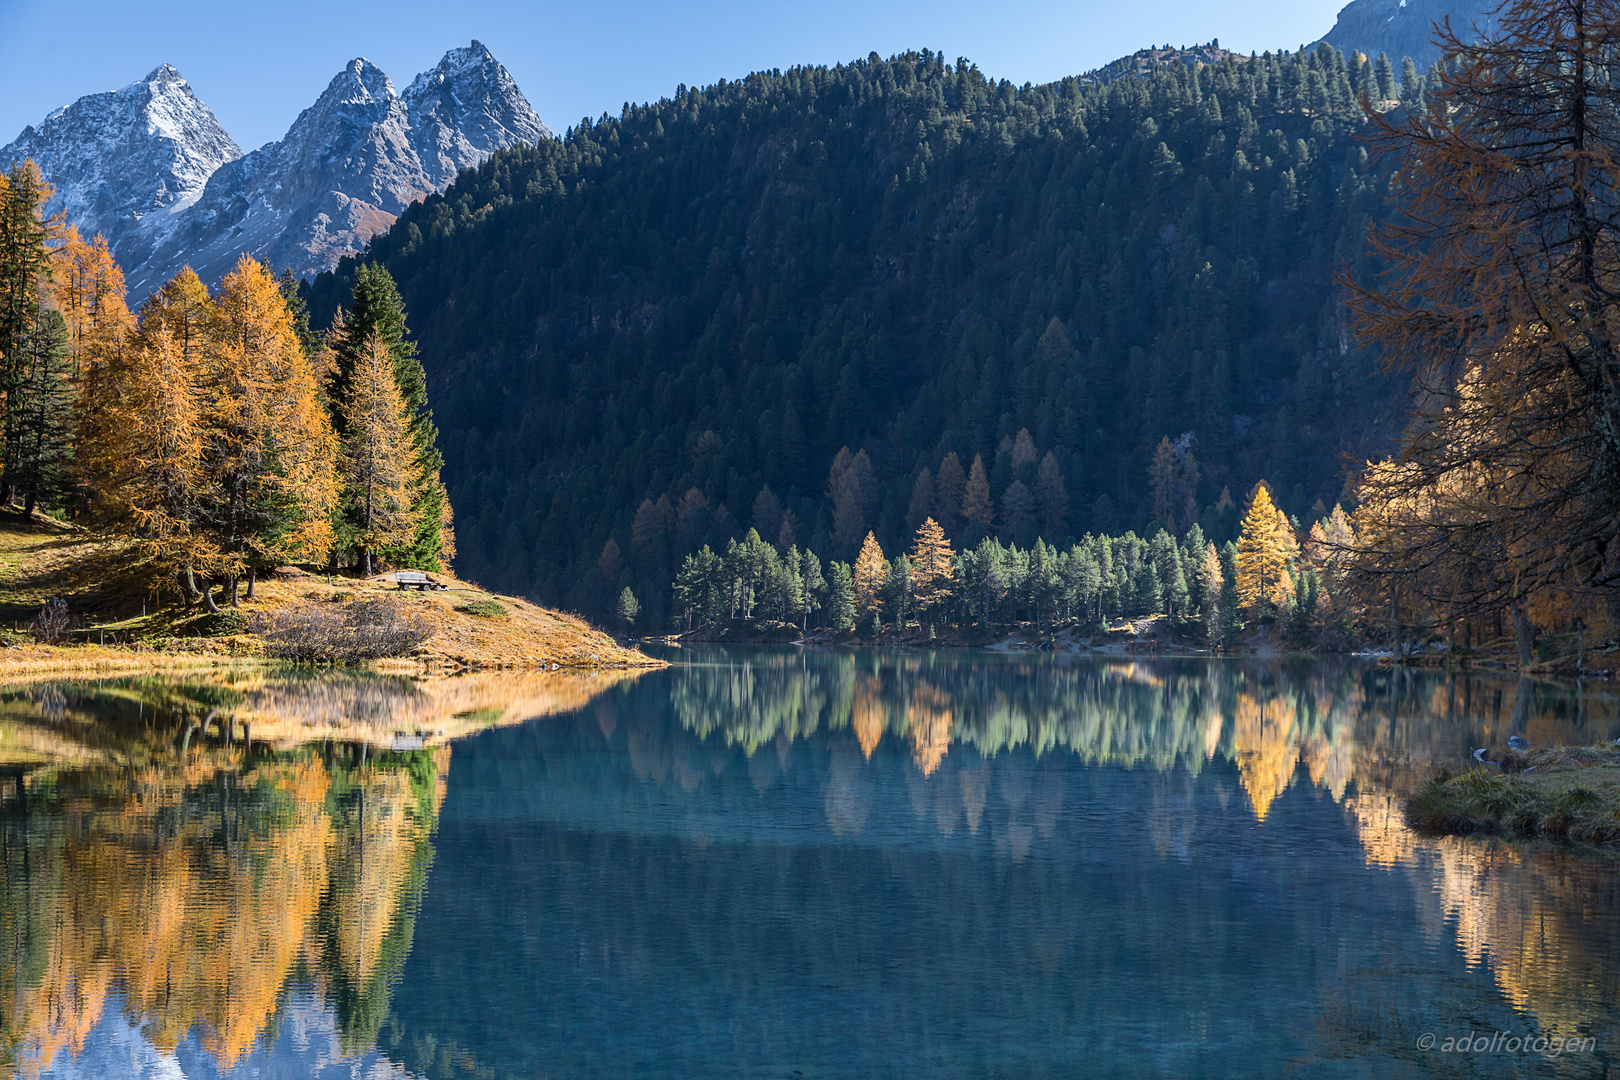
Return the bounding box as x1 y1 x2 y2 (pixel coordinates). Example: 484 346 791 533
204 255 337 602
909 517 956 618
78 271 215 596
1235 484 1299 617
340 331 416 577
961 453 994 532
853 531 887 617
54 230 133 499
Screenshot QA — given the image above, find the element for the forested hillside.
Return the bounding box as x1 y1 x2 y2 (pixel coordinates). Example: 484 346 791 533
310 44 1422 627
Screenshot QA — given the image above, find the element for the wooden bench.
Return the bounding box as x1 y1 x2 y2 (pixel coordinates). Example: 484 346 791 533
392 571 444 591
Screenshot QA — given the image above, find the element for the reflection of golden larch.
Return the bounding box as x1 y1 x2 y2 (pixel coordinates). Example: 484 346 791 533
1349 782 1619 1042
1299 732 1354 802
1231 692 1298 821
1345 789 1419 870
326 767 432 1003
852 679 883 759
908 684 954 777
1201 703 1223 760
7 759 339 1074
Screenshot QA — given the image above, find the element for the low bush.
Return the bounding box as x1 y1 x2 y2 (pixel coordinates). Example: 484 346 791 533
254 599 434 662
455 599 508 619
31 598 74 644
202 609 250 636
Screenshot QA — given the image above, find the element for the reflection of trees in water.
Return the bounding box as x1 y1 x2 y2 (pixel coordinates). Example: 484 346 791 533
1345 790 1620 1053
667 655 1620 825
658 653 1620 1052
0 668 640 766
0 745 446 1076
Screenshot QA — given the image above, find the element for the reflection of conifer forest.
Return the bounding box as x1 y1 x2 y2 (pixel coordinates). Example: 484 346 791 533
0 657 1616 1076
382 654 1618 1079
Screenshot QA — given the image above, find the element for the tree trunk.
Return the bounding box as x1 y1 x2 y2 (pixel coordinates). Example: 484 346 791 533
1511 601 1535 670
22 491 35 517
200 579 223 614
227 575 239 607
178 569 201 606
361 548 373 578
245 567 256 600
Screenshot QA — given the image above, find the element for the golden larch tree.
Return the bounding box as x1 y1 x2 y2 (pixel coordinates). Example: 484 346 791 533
341 331 417 577
79 270 215 593
55 230 133 515
205 255 337 598
909 517 956 617
1236 484 1299 617
961 454 994 531
853 531 887 616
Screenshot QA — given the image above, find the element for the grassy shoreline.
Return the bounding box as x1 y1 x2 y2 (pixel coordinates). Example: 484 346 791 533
1407 745 1620 845
0 513 662 676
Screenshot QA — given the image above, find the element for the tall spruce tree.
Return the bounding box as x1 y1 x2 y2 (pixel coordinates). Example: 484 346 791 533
9 305 72 514
0 161 63 507
331 263 451 571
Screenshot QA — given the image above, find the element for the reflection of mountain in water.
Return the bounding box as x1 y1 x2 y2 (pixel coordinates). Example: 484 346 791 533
1 656 1616 1078
0 745 443 1076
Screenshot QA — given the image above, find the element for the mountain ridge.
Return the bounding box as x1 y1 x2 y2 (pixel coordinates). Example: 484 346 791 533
0 42 550 296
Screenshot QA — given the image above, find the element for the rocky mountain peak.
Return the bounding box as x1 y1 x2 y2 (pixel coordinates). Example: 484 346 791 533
0 64 241 272
59 42 552 295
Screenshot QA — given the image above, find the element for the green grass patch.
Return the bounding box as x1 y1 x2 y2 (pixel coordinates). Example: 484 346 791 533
455 599 508 619
1406 746 1620 845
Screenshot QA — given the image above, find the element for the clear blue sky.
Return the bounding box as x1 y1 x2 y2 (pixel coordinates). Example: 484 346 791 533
0 0 1349 152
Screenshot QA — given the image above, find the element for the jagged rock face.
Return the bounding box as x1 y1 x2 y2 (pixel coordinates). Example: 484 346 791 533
1318 0 1498 69
0 64 242 275
405 42 551 188
4 43 548 298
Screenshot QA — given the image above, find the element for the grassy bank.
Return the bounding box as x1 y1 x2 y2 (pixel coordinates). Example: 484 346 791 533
0 512 660 674
1406 746 1620 845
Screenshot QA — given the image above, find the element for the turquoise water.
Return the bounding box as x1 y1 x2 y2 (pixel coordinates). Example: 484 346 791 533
2 652 1618 1078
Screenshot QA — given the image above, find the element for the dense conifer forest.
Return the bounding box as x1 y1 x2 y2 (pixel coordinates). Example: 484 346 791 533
309 43 1427 627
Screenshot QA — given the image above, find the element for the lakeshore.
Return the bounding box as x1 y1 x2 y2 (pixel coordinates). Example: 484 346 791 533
0 513 661 675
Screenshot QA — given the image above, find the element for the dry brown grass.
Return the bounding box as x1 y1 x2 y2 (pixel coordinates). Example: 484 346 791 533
0 512 662 674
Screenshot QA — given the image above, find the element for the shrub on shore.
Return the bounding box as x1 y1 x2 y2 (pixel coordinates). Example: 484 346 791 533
1406 747 1620 845
254 599 433 662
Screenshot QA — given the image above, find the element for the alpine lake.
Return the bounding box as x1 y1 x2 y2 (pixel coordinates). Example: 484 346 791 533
1 649 1617 1079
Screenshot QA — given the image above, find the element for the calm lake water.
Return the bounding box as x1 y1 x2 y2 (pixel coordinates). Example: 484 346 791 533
1 650 1618 1079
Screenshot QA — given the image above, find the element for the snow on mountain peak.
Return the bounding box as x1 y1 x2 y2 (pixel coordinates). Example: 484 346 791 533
109 43 548 294
5 44 548 295
0 62 240 273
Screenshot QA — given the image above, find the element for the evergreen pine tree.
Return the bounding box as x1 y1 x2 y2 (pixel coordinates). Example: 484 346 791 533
827 560 857 631
1374 52 1396 102
331 263 451 569
9 305 71 514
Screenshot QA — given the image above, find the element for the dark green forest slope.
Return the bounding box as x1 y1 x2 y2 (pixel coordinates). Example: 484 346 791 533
310 44 1419 627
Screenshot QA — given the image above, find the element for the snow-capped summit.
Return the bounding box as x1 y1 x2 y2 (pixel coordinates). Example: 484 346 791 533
404 41 551 187
3 43 549 297
0 64 242 271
